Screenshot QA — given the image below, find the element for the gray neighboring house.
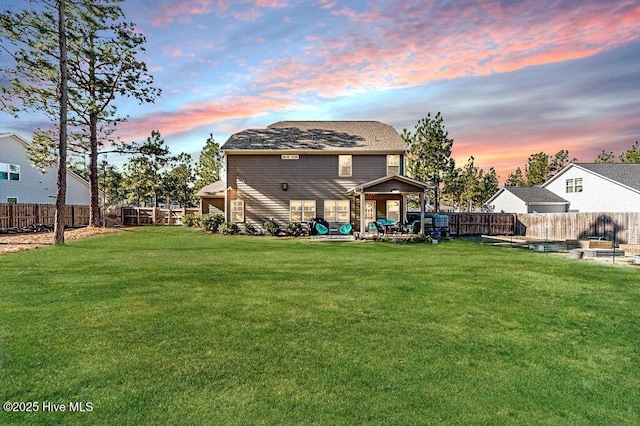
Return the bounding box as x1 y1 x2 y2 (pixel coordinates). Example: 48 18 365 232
206 121 431 232
486 186 569 213
0 133 92 205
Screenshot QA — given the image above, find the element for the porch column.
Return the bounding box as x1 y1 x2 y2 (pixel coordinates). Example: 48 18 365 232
360 191 366 235
402 195 408 224
420 192 425 234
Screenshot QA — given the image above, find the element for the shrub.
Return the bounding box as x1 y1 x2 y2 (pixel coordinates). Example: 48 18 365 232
286 222 304 237
263 219 280 236
200 213 224 232
240 222 256 236
182 213 198 227
411 233 432 244
219 222 239 235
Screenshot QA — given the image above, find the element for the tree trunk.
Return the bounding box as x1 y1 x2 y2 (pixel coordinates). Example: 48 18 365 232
54 0 68 245
89 111 100 227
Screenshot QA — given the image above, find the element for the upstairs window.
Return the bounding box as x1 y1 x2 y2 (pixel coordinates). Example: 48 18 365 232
566 178 583 193
0 163 20 181
338 155 352 177
566 179 573 193
574 177 583 192
387 155 400 174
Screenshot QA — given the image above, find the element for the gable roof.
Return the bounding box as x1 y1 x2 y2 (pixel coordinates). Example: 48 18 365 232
571 163 640 191
222 121 407 152
347 174 432 195
0 132 96 192
487 186 569 205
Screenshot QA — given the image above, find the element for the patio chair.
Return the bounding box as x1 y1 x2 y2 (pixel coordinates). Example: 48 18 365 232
315 223 329 235
339 223 352 235
368 221 384 233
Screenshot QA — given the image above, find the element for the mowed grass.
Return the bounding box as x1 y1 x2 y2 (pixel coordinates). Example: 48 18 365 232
1 227 639 425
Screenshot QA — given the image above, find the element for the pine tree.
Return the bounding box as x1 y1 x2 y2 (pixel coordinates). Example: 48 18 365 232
195 134 224 191
402 112 454 211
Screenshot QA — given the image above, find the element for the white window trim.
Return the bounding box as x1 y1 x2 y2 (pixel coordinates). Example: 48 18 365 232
0 162 20 181
6 196 18 204
324 199 350 223
574 177 583 193
230 199 244 222
386 199 401 223
566 178 583 193
387 155 400 175
290 200 316 222
565 178 574 193
338 155 352 177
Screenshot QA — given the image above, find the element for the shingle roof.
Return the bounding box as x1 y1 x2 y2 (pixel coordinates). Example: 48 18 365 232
222 121 407 152
195 181 225 197
504 186 569 204
574 163 640 191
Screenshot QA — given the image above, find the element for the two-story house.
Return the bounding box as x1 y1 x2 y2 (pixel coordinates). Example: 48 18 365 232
0 132 93 205
200 121 430 233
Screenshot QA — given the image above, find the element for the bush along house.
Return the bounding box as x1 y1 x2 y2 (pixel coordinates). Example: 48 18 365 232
200 121 430 234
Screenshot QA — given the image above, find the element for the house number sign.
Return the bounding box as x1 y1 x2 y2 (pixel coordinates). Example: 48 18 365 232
281 155 299 160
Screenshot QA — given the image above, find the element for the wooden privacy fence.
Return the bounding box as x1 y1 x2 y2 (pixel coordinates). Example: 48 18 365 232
444 213 516 236
121 207 199 226
0 203 90 229
516 212 640 245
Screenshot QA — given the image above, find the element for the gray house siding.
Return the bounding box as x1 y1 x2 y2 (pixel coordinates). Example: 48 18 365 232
227 153 397 227
0 134 90 205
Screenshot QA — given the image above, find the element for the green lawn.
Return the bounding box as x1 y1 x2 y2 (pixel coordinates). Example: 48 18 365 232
1 227 639 425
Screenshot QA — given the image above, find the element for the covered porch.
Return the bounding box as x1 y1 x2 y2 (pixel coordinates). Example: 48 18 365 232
347 174 432 236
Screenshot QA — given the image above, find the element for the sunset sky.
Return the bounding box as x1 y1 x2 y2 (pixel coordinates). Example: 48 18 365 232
2 0 640 182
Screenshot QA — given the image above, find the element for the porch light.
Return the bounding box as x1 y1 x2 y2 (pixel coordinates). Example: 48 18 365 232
281 182 289 191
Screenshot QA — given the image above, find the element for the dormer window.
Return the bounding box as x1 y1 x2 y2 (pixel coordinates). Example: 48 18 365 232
387 155 400 174
339 155 352 177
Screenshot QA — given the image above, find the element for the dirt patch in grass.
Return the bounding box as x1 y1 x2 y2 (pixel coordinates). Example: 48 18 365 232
0 227 125 256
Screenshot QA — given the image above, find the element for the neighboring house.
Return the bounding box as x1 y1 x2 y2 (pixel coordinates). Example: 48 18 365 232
486 186 569 213
203 121 431 232
542 163 640 213
0 133 93 205
487 162 640 213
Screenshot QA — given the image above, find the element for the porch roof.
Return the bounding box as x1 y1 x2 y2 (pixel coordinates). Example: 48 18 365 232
196 181 226 197
347 174 432 195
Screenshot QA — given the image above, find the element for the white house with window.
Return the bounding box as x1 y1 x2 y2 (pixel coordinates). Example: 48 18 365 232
0 133 92 205
541 163 640 213
487 163 640 213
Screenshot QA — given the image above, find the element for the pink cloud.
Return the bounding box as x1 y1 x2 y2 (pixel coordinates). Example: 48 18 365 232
152 0 219 26
452 114 640 183
117 96 297 140
151 0 287 25
253 0 640 99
